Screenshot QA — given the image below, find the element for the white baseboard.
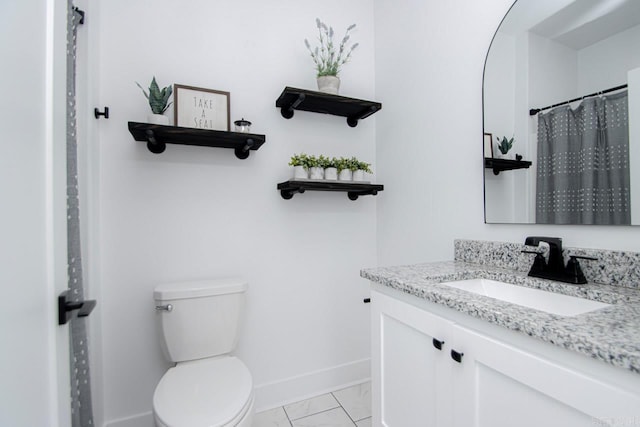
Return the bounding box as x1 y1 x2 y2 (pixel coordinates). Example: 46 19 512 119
103 410 153 427
102 358 371 425
253 357 371 412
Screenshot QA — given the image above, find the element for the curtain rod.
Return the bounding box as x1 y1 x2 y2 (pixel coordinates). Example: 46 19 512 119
529 83 628 116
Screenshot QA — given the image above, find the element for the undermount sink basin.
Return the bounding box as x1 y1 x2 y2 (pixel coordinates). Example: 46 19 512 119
440 278 610 316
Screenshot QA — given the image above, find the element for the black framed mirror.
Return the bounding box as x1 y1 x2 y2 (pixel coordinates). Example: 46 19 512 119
483 0 640 225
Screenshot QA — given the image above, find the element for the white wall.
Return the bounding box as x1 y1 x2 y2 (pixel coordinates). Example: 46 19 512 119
483 31 519 223
373 0 640 270
528 32 578 110
578 24 640 94
94 1 375 425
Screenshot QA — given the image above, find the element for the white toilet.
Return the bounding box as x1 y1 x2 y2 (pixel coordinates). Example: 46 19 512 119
152 278 254 427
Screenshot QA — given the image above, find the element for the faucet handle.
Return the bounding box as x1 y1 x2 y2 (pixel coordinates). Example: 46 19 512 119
521 250 546 271
565 255 597 284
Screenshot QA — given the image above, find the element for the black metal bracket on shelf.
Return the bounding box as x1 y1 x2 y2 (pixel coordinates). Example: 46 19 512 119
347 105 379 128
94 107 109 119
277 180 384 201
275 87 382 127
234 138 255 160
280 93 306 119
347 189 379 200
58 290 96 325
280 187 305 200
145 129 165 154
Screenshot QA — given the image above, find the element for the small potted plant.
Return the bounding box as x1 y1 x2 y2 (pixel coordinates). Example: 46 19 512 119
289 153 309 179
337 157 353 181
136 77 173 125
324 156 338 180
304 19 359 95
496 136 514 159
308 155 326 180
353 159 372 182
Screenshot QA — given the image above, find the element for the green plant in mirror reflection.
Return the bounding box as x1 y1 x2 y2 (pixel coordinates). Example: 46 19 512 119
497 136 514 155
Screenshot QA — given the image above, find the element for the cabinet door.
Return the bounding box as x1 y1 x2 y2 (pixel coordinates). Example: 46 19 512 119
371 291 453 427
452 325 640 427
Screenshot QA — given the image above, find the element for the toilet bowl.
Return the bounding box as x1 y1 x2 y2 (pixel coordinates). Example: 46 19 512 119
152 278 254 427
153 357 254 427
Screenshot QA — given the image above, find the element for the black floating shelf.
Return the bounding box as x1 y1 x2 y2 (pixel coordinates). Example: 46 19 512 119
128 122 266 160
275 87 382 127
277 180 384 201
485 157 532 175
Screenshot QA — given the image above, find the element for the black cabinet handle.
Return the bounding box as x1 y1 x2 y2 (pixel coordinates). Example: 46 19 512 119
451 349 464 363
363 298 371 304
432 338 445 350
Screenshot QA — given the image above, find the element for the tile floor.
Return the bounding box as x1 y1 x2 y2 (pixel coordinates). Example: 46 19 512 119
254 381 371 427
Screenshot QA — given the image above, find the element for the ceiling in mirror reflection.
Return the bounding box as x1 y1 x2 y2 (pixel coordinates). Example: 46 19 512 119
483 0 640 225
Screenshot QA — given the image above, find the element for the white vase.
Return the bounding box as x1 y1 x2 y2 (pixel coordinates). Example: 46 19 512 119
353 170 366 182
292 165 308 179
317 76 340 95
324 167 338 180
338 169 353 181
148 113 169 125
309 167 324 180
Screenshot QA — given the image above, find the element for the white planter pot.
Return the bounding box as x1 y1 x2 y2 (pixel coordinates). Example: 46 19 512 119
292 165 308 179
148 113 170 125
317 76 340 95
338 169 353 181
352 169 366 182
309 167 324 180
494 145 512 159
324 167 338 180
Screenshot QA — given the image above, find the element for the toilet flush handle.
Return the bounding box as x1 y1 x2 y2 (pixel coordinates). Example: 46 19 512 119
155 304 173 312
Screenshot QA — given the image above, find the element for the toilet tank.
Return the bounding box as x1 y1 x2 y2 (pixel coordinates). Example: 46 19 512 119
154 278 247 363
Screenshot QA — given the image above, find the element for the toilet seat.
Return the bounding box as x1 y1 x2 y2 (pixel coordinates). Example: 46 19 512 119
153 356 253 427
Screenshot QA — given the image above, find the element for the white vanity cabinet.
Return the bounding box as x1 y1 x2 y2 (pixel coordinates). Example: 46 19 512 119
371 288 640 427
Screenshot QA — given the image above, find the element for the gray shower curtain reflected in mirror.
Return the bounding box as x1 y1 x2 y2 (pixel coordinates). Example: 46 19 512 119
67 2 94 426
536 91 630 224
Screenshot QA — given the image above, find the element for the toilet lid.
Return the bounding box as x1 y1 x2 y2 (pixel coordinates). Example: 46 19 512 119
153 356 253 427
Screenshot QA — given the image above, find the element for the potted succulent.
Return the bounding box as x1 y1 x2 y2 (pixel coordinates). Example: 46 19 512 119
289 153 309 179
324 156 339 180
496 136 514 159
353 159 372 182
304 19 359 95
308 155 327 180
136 77 173 125
336 157 353 181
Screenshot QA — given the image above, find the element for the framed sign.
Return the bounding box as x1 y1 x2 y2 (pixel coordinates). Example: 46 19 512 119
483 132 493 158
174 84 230 131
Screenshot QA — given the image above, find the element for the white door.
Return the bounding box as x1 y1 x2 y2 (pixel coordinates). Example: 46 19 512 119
0 0 71 426
372 291 453 427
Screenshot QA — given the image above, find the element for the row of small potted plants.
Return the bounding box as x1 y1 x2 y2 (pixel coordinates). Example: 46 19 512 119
289 154 372 181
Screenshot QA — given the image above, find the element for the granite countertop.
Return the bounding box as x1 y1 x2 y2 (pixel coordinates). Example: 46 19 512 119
361 261 640 374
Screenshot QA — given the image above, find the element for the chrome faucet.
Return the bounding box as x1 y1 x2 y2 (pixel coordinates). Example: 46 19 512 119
522 236 597 284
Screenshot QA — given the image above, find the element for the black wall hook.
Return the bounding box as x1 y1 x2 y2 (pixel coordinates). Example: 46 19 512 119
73 7 85 25
58 290 96 325
94 107 109 119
